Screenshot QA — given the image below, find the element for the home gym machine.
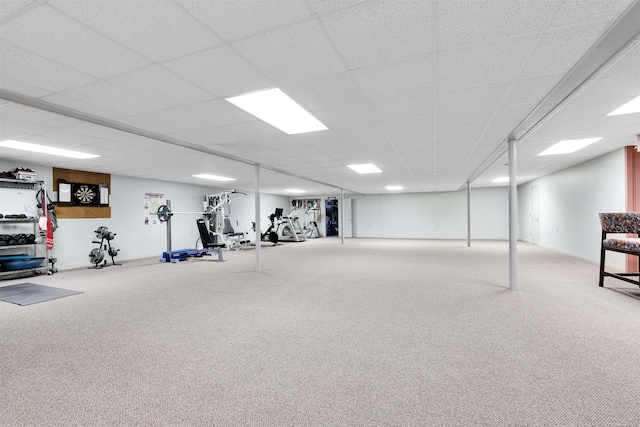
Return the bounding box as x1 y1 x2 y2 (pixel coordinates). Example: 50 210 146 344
154 200 222 262
88 226 121 269
204 190 249 250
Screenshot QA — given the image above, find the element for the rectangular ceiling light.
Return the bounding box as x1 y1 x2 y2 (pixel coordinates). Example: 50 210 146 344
492 177 510 183
537 138 602 156
607 95 640 115
0 140 99 159
284 189 307 194
225 88 327 135
347 163 382 174
385 185 403 191
192 174 235 182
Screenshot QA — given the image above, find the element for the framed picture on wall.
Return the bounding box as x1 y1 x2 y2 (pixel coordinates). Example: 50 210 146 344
57 180 72 204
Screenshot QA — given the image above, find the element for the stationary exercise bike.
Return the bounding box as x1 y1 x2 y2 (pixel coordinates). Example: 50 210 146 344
88 226 121 269
252 211 279 245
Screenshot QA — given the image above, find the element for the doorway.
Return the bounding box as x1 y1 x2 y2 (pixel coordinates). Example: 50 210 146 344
325 198 339 237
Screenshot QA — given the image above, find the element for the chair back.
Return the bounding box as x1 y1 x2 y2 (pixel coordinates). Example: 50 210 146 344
196 218 214 245
598 212 640 234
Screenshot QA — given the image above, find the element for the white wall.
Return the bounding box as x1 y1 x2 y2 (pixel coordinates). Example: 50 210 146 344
518 149 626 267
350 187 509 239
0 161 289 270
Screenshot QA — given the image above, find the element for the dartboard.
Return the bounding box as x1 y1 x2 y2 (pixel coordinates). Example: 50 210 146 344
74 185 96 204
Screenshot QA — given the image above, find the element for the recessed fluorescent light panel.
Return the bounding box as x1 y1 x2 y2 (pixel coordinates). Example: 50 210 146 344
607 95 640 115
225 88 327 135
492 177 510 183
284 189 306 194
347 163 382 174
386 185 403 191
0 140 99 159
537 138 602 156
192 174 235 182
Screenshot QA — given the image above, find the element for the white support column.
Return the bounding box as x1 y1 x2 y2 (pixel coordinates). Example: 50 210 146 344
255 164 261 272
508 139 518 290
467 181 471 247
340 188 344 245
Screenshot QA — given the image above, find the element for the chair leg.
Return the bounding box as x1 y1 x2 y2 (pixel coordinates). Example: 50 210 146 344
598 240 606 287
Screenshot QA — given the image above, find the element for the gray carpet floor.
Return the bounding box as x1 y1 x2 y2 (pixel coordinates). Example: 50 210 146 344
0 238 638 426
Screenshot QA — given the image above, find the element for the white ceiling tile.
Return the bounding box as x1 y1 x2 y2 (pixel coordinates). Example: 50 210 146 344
115 109 212 136
163 45 274 98
0 0 32 20
168 127 243 147
569 74 640 104
437 109 496 131
232 19 347 84
321 0 434 69
50 0 220 62
520 22 610 77
335 123 388 141
437 81 512 114
390 133 434 149
370 95 433 122
383 117 434 137
439 35 537 90
315 103 379 129
58 66 215 116
307 0 364 14
65 122 135 141
41 93 126 120
598 41 640 79
352 55 434 100
0 77 52 98
547 0 635 28
1 103 80 128
108 65 214 110
0 40 97 93
438 0 556 50
166 99 256 128
491 103 537 127
0 5 150 78
285 72 369 111
502 73 565 105
177 0 313 41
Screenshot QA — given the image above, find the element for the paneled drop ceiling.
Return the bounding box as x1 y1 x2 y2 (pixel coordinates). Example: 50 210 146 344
0 0 639 195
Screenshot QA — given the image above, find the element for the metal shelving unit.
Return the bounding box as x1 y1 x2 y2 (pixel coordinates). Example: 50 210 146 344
0 177 50 278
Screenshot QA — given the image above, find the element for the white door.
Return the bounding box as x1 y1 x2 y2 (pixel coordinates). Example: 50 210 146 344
529 185 539 245
342 198 352 238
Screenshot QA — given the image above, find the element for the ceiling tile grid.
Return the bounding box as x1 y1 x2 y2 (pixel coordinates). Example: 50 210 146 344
0 4 151 78
0 0 638 195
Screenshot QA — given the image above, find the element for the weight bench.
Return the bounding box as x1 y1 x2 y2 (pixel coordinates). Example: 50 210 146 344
598 212 640 287
196 218 224 261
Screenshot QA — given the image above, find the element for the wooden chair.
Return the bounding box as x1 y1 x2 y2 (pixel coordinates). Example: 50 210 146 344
598 212 640 287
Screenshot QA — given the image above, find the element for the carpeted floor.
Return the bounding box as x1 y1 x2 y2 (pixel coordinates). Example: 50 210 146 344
0 238 638 426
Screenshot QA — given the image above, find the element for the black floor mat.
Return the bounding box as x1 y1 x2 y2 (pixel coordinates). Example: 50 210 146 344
0 283 83 306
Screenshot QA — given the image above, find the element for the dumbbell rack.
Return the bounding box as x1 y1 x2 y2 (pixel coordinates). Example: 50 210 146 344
0 178 50 278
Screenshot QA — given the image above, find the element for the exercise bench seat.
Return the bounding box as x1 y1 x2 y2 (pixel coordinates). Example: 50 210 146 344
598 212 640 287
196 218 224 261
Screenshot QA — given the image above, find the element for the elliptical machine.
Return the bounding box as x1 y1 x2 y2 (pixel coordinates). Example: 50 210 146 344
88 226 121 269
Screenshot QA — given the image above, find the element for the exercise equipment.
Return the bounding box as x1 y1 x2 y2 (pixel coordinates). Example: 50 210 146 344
273 208 306 242
154 204 214 223
88 226 120 269
252 210 279 246
195 218 224 261
204 190 249 250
